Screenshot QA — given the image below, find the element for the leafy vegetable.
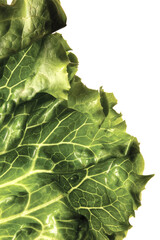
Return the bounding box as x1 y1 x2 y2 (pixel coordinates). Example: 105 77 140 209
0 0 66 59
0 1 153 239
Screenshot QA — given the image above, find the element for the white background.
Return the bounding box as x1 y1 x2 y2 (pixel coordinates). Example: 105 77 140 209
7 0 160 239
59 0 160 239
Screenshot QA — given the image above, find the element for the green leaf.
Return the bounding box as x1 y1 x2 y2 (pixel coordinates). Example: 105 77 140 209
101 90 126 131
0 2 152 238
0 33 73 102
0 89 153 239
68 76 105 125
0 0 66 59
0 33 106 122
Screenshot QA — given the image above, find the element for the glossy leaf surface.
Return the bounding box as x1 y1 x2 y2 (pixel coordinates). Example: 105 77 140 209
0 1 152 239
0 0 66 59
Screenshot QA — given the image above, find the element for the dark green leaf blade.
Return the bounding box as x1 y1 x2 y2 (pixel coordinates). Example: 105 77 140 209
0 88 152 239
0 9 152 237
0 0 66 59
0 33 73 102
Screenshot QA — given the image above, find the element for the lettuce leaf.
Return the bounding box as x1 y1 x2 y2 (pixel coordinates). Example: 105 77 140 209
0 0 66 59
0 1 153 239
